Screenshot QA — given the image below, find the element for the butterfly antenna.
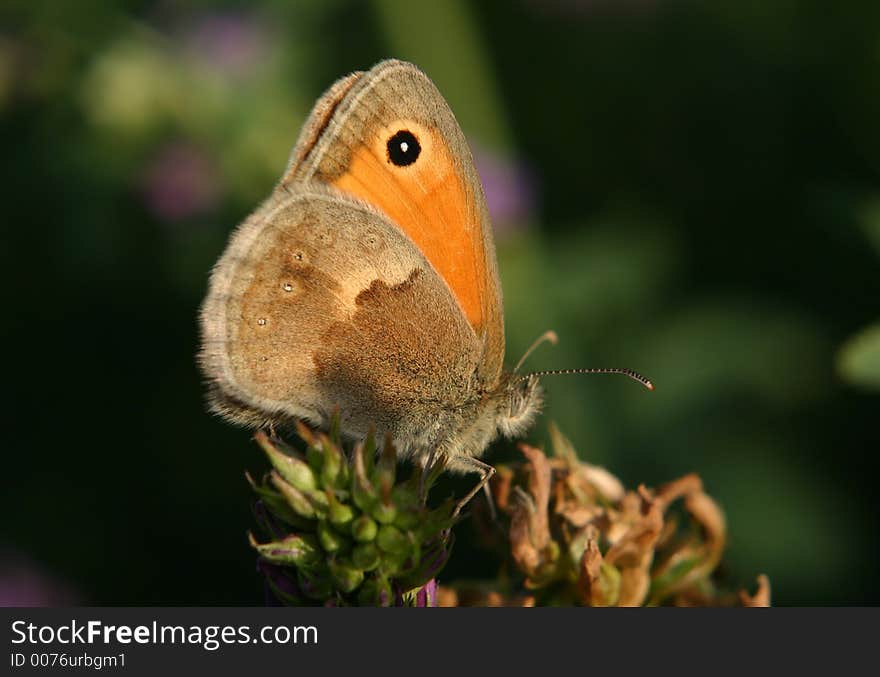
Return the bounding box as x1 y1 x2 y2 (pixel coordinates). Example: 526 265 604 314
514 330 559 373
528 367 655 391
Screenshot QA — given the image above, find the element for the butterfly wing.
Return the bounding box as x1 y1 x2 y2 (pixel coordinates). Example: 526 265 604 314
199 185 481 449
281 59 504 384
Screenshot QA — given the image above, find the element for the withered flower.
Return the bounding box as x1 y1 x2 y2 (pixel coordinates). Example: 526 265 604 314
447 424 769 607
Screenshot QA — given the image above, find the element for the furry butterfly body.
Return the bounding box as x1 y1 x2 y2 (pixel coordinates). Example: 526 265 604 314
199 60 541 473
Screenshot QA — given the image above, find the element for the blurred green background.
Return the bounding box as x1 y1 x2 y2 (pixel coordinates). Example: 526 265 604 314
2 0 879 605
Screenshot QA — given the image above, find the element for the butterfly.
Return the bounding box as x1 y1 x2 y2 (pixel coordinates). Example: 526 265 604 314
199 59 651 510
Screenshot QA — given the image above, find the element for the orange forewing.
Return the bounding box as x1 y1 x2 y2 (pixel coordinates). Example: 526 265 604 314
331 120 487 332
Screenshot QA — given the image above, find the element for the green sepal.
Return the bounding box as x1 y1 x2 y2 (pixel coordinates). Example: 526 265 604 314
255 432 318 492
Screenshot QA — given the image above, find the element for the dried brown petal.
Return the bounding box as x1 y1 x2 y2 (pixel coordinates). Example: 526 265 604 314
478 437 762 607
685 490 726 562
559 504 603 528
491 465 515 513
520 444 552 549
604 496 664 606
739 574 771 607
618 567 651 607
580 463 625 502
577 539 621 606
509 491 541 573
655 473 703 507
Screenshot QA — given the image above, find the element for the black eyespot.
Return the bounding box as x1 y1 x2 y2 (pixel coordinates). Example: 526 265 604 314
386 129 420 167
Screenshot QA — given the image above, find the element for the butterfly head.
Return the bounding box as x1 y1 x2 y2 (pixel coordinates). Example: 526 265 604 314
494 372 543 439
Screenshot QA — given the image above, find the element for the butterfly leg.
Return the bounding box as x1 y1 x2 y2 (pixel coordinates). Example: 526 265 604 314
451 456 496 520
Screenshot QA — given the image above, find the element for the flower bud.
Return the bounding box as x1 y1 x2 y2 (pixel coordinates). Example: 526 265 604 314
319 432 347 490
376 524 411 556
351 514 378 542
326 490 355 527
256 432 318 492
370 499 398 525
351 443 379 513
329 557 364 594
352 542 381 571
270 472 317 519
249 532 321 569
318 520 350 554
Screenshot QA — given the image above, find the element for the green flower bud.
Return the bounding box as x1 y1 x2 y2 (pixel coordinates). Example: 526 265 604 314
255 432 318 492
379 551 409 577
247 473 314 530
306 444 324 476
351 515 378 542
304 488 329 518
391 479 420 511
270 472 316 519
351 443 379 513
319 432 346 490
352 542 381 571
372 433 397 490
376 524 411 556
329 557 364 594
317 521 350 554
249 532 321 569
370 499 397 525
327 490 355 528
393 507 420 530
357 577 393 606
362 428 377 476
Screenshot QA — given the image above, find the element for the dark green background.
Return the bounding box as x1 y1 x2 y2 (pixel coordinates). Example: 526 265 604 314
2 0 878 605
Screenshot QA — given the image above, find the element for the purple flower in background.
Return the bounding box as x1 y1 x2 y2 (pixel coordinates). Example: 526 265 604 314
183 11 271 79
141 141 220 222
0 549 80 606
472 143 539 237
